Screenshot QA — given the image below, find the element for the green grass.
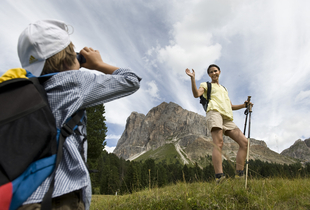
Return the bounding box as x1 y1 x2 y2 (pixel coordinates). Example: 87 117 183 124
90 178 310 210
135 143 192 166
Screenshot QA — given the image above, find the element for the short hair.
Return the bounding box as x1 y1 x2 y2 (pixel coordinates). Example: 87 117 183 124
41 42 76 75
207 64 220 74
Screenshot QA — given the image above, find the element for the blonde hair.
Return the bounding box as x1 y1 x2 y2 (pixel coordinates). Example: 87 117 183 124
41 42 76 75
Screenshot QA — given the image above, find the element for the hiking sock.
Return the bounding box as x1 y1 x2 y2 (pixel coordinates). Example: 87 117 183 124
236 170 244 177
215 173 225 179
215 173 226 184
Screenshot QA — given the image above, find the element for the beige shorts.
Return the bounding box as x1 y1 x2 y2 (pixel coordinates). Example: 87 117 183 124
206 110 238 135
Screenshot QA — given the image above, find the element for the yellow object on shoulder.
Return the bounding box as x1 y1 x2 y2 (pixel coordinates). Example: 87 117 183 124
0 68 28 83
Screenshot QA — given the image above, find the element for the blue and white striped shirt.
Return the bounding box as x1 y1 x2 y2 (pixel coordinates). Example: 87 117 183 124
24 68 141 209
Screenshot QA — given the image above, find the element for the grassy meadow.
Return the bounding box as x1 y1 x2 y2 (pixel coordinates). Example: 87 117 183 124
90 177 310 210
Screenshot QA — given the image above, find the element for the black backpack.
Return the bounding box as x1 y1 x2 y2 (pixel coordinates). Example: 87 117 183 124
199 82 212 111
199 82 226 111
0 68 84 210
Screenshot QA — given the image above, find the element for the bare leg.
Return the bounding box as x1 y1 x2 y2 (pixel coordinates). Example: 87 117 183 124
225 128 248 171
211 128 224 174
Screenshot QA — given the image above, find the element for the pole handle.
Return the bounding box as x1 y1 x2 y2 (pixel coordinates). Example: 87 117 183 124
247 96 251 103
246 96 253 112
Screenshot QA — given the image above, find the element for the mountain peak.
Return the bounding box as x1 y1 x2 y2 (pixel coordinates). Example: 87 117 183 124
114 102 297 166
281 139 310 162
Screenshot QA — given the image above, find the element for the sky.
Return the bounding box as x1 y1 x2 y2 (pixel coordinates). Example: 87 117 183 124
1 0 310 154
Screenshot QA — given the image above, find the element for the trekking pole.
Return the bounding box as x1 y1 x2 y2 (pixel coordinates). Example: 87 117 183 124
245 96 252 189
243 96 251 135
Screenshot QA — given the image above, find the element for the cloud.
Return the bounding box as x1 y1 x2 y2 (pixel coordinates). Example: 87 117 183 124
144 0 310 153
104 81 161 127
148 3 224 81
295 90 310 103
145 80 160 100
106 134 121 140
257 113 310 153
2 0 310 153
104 146 115 153
105 96 139 126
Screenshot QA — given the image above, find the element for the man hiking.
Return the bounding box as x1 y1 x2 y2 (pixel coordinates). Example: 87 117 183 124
185 64 253 183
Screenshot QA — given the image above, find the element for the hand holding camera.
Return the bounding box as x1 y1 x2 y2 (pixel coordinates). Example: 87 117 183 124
76 52 86 66
78 47 119 74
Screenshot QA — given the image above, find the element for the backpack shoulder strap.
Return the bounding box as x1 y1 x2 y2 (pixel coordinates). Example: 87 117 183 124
199 82 212 112
41 109 85 209
206 82 211 101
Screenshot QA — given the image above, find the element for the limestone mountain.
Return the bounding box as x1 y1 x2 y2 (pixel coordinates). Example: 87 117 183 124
281 138 310 162
113 102 296 167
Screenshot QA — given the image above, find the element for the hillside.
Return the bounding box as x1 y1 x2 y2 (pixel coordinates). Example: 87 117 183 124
114 102 297 167
90 178 310 210
281 138 310 162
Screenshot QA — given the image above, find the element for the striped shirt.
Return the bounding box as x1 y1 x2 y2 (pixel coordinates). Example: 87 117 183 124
24 68 141 209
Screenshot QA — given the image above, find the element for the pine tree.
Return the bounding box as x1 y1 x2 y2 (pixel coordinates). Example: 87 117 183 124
157 164 168 187
97 151 107 194
140 162 149 188
107 153 121 194
222 159 235 178
167 162 182 183
203 163 215 181
193 162 202 181
144 159 156 188
182 165 190 182
100 160 110 194
86 104 107 192
123 161 141 193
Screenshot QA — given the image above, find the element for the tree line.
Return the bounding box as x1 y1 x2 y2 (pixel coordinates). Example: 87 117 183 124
90 151 310 195
86 104 310 195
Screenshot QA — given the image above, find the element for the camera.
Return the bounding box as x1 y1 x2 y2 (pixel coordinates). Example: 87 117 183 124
76 52 86 66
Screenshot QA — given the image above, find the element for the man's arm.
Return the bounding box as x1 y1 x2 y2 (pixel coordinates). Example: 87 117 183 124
185 68 204 98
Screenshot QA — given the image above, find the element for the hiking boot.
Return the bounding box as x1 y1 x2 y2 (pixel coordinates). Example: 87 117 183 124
235 170 244 179
215 175 226 184
235 174 244 179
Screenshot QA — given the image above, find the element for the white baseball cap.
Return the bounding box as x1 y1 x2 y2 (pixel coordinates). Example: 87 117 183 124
17 19 71 76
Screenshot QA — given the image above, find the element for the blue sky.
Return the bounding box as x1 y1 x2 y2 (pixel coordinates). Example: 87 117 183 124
1 0 310 154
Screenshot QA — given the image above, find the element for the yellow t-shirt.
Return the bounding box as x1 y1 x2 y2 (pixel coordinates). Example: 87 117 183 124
200 82 233 121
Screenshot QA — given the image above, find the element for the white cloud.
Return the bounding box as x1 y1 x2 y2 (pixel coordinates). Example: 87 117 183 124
146 80 160 100
295 90 310 103
105 96 139 126
106 134 121 140
105 84 158 126
2 0 310 153
104 146 115 153
145 0 310 153
256 113 310 153
152 15 222 80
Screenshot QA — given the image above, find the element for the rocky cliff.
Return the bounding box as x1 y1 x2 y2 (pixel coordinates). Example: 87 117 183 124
281 138 310 162
114 102 209 159
113 102 296 166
